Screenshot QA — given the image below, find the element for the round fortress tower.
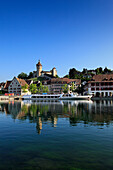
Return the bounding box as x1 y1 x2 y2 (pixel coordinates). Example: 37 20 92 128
52 67 57 77
36 60 42 77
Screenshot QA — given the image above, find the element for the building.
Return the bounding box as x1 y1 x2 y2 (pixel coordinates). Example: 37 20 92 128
0 82 5 91
4 81 12 93
85 74 113 97
43 78 81 94
33 60 57 78
8 77 30 95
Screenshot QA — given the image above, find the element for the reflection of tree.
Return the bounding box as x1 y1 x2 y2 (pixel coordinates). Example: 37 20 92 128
0 101 113 131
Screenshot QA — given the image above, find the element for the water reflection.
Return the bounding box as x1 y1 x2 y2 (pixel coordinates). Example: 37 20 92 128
0 100 113 134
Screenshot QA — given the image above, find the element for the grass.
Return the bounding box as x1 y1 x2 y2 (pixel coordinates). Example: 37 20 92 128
28 77 47 82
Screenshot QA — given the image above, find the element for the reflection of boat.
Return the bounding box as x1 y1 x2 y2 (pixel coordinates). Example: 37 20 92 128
22 93 92 100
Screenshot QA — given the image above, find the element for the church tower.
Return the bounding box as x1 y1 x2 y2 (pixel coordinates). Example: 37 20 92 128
36 60 42 77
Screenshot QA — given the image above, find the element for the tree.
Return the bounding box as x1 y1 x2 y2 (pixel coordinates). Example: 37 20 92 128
18 72 28 79
70 82 75 92
28 72 33 79
104 67 112 73
62 84 69 93
56 75 59 78
37 82 49 93
29 84 38 94
63 75 69 78
95 67 103 74
95 68 100 75
99 67 103 73
69 68 80 79
22 84 28 93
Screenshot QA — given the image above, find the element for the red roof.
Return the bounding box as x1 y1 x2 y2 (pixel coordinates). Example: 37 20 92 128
16 78 28 87
51 78 81 84
36 60 42 66
4 81 11 89
88 74 113 83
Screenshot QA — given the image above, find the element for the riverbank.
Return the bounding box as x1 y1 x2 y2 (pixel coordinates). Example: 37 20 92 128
0 95 22 101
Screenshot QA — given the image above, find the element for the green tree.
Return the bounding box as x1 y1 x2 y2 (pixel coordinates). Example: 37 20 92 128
56 75 59 78
62 84 69 93
69 68 80 79
22 84 28 93
70 82 75 92
29 84 37 94
18 72 28 79
37 82 49 93
63 74 69 78
28 72 33 79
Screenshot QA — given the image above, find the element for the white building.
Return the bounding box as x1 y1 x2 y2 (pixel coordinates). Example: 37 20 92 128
85 74 113 97
8 77 31 95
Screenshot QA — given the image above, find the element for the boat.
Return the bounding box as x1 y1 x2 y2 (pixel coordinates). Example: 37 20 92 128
60 93 92 100
22 93 92 100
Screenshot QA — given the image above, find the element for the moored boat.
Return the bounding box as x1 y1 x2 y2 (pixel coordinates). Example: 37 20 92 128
22 93 92 100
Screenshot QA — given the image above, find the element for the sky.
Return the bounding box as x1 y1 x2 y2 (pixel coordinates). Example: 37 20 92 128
0 0 113 82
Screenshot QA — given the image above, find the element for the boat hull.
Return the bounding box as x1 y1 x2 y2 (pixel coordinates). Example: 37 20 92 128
22 94 92 100
59 96 91 100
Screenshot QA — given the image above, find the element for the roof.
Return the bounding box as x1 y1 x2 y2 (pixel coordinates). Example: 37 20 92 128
36 60 42 66
4 81 11 89
50 78 81 84
88 74 113 83
16 78 28 87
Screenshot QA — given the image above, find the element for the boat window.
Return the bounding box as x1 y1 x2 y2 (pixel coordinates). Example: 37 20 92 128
32 96 36 98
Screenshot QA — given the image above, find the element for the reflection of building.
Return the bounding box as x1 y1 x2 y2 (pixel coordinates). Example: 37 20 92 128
52 117 58 127
85 74 113 97
36 117 42 134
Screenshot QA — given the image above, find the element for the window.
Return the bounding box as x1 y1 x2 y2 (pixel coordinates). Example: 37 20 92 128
91 83 95 86
96 83 99 86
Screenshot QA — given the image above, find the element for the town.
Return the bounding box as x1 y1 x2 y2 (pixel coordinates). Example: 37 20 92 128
0 60 113 98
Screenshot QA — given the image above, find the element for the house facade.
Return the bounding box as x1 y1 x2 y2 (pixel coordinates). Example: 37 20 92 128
85 74 113 97
43 78 81 94
8 77 30 95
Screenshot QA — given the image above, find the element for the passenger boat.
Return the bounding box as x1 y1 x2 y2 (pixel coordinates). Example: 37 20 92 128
22 93 92 100
60 93 92 100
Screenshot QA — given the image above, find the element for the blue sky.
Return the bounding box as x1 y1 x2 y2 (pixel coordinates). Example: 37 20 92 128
0 0 113 82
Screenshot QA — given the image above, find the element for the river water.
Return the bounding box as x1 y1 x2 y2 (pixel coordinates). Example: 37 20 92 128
0 100 113 170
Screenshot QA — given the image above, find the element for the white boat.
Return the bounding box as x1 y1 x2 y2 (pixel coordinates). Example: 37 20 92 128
60 93 92 100
22 93 92 100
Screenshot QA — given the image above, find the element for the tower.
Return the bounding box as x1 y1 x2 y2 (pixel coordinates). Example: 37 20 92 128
52 67 57 77
36 60 42 77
